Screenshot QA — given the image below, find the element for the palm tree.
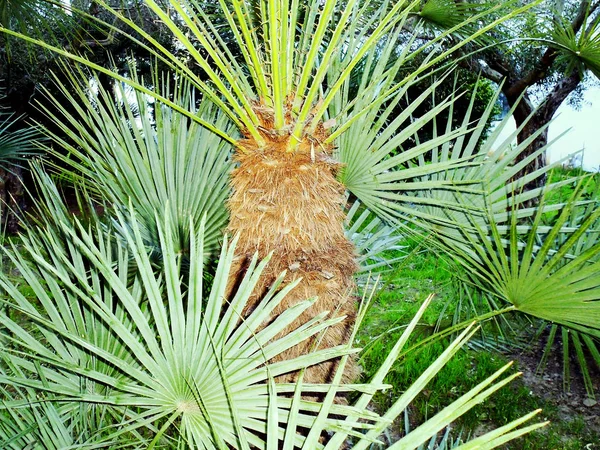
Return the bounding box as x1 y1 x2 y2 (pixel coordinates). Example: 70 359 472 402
53 0 533 385
1 0 582 445
2 0 547 385
13 0 600 404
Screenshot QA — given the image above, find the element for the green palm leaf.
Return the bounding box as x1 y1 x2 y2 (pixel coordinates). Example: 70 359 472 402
345 199 406 275
0 90 40 169
442 184 600 399
400 81 583 254
1 0 539 145
0 179 544 448
438 182 600 333
551 7 600 79
0 113 39 169
39 68 234 260
418 0 492 42
0 204 372 447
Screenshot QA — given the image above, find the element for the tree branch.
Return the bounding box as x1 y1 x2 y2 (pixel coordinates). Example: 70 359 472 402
461 59 504 83
459 45 511 85
505 0 596 99
537 71 582 123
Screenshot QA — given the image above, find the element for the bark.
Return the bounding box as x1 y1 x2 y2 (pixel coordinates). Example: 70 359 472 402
226 107 360 389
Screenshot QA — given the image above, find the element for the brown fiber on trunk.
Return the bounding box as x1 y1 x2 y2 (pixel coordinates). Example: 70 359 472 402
226 106 360 385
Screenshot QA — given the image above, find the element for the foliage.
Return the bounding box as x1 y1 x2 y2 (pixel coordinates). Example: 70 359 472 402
0 0 75 52
0 179 545 448
1 0 597 446
447 186 600 333
362 341 536 432
0 107 39 170
431 179 600 397
471 0 600 87
399 0 600 187
358 287 600 449
344 200 407 276
42 69 235 260
543 167 600 206
332 61 509 231
549 2 600 79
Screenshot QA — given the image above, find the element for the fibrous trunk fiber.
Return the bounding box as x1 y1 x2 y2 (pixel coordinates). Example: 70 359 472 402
226 126 359 385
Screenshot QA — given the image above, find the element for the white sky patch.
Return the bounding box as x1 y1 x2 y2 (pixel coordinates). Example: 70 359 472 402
547 86 600 172
60 0 72 16
493 87 600 172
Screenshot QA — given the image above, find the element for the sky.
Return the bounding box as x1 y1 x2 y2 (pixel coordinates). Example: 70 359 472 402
496 86 600 172
547 86 600 172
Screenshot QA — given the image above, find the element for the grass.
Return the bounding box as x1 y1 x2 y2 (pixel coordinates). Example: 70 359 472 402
356 235 600 449
545 166 600 205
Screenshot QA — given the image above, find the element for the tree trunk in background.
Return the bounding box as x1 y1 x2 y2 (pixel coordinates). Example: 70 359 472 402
505 71 582 203
508 94 548 196
226 106 360 387
464 1 597 199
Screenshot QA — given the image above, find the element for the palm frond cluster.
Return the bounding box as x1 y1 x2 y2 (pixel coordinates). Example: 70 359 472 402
0 0 598 447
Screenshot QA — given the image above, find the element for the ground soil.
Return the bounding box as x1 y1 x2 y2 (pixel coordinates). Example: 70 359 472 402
507 339 600 440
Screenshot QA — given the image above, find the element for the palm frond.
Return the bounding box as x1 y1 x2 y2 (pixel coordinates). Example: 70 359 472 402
345 199 406 276
551 7 600 79
439 181 600 334
0 113 40 169
400 81 586 256
2 0 541 147
0 90 41 169
418 0 492 41
428 168 600 398
39 67 234 260
0 181 544 448
0 203 370 447
334 69 503 234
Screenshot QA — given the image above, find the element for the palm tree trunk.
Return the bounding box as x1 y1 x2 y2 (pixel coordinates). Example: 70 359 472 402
226 117 360 385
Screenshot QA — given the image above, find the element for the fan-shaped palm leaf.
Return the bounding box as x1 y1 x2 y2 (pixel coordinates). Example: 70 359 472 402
39 68 234 260
417 0 492 42
401 84 600 397
409 83 577 242
0 205 372 447
453 185 600 399
550 6 600 79
450 188 600 332
0 91 40 169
